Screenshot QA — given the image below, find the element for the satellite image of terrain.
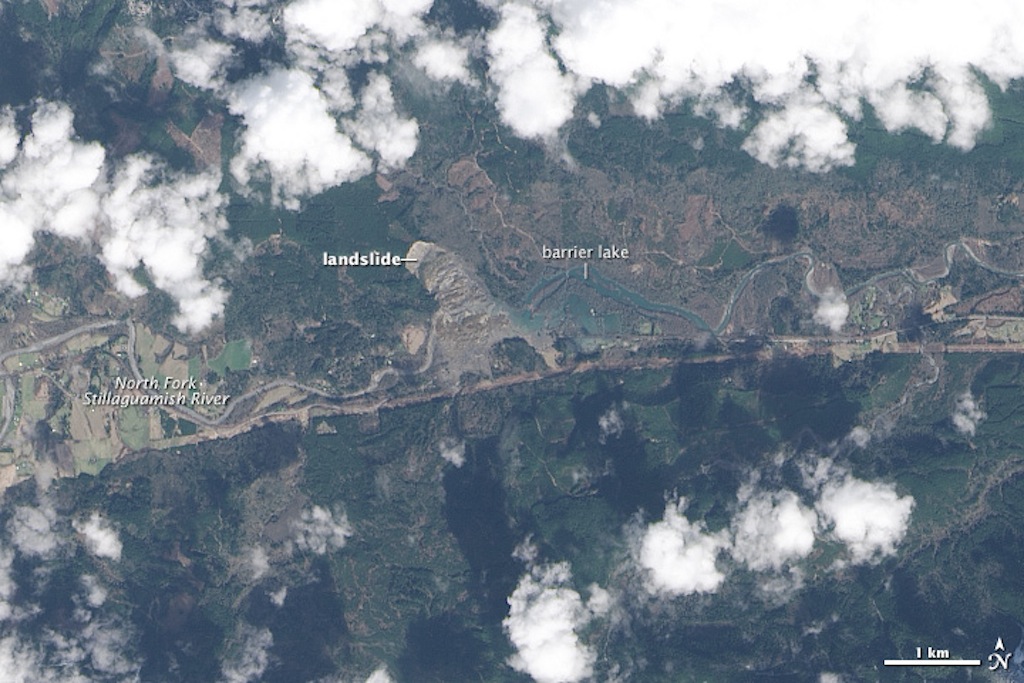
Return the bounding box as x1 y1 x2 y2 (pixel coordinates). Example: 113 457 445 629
2 0 1024 681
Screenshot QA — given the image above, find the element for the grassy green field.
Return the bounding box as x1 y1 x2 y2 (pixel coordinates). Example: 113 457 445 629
208 340 252 375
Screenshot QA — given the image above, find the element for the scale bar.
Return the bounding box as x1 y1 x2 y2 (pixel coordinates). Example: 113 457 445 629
883 659 981 667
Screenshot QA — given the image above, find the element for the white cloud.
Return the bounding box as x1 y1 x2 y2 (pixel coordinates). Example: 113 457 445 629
0 548 14 621
504 561 596 683
80 575 108 609
170 0 431 216
216 0 273 42
73 513 123 561
0 107 18 166
0 592 143 683
741 90 856 172
813 288 849 333
869 84 947 142
636 498 729 596
53 618 140 678
169 32 234 90
221 624 273 683
438 438 466 467
597 404 625 445
757 567 806 603
381 0 434 23
475 0 1024 170
248 546 270 580
799 456 842 492
933 68 994 150
284 0 384 56
0 637 63 683
101 155 230 333
228 68 373 210
584 583 613 617
952 391 985 436
283 0 431 74
344 73 419 169
800 457 915 565
3 102 105 241
8 504 61 559
617 457 912 605
0 101 232 334
292 505 353 555
816 476 914 564
513 537 540 565
731 488 817 572
0 102 104 286
846 427 871 448
486 3 577 140
414 39 472 84
269 586 287 607
364 666 395 683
